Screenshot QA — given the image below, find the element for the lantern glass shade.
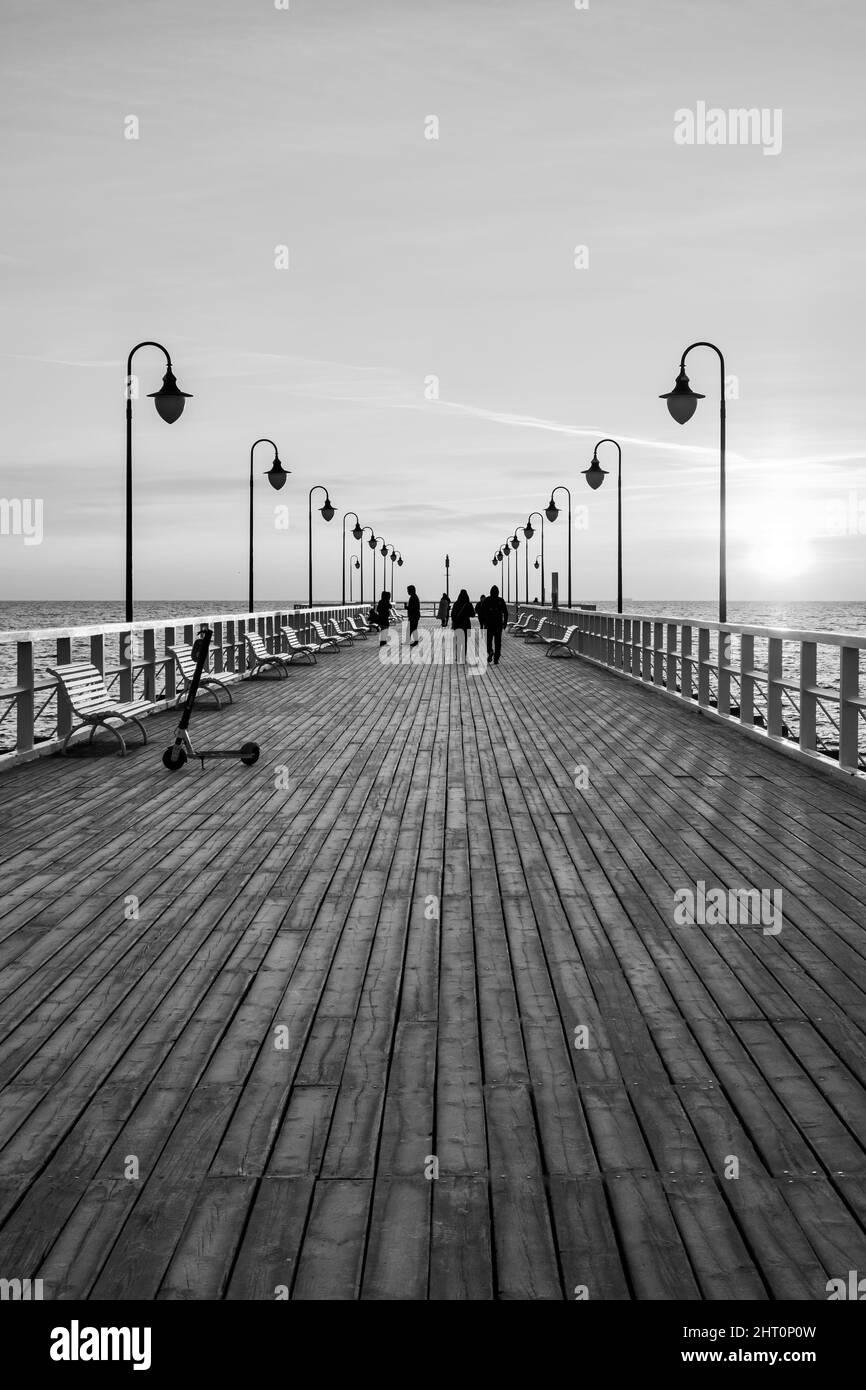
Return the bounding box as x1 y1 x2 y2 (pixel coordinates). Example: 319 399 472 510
660 367 704 424
266 457 289 490
545 501 559 522
397 556 404 566
320 499 335 522
352 523 363 540
511 534 520 549
380 542 388 556
523 521 534 539
534 558 540 569
353 559 360 569
583 457 607 491
368 536 377 549
149 366 192 424
503 544 510 555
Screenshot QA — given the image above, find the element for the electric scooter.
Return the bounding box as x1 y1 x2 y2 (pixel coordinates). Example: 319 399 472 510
162 626 260 771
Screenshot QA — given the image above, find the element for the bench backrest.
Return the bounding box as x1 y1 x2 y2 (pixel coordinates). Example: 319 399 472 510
560 625 578 643
311 621 330 640
168 644 202 681
246 633 271 660
48 662 115 715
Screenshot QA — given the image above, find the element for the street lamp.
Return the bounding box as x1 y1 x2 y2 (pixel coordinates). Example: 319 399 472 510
523 512 546 604
342 511 363 604
369 534 386 596
125 341 192 622
544 486 572 608
583 438 622 613
248 439 289 612
661 342 727 621
308 485 336 607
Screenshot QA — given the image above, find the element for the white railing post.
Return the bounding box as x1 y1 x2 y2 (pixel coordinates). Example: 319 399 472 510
717 631 731 716
17 640 34 753
681 625 693 699
839 644 860 771
800 641 818 753
767 638 784 737
666 624 678 692
55 636 72 742
740 634 755 726
653 621 664 685
697 628 711 707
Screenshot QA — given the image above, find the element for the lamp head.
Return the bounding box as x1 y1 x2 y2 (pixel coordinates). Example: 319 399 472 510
660 365 704 424
534 558 540 570
511 534 520 549
380 542 388 556
352 522 363 540
397 556 403 566
582 454 607 491
265 455 289 491
353 558 360 569
523 519 534 539
149 365 192 423
368 535 377 549
503 543 510 555
320 497 335 522
545 499 559 522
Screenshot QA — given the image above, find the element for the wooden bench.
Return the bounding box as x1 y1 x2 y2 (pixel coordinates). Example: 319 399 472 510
48 662 155 756
168 644 234 706
281 627 320 663
245 633 292 679
542 625 580 658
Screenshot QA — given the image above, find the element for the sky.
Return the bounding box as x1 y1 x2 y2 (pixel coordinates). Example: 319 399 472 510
1 0 865 608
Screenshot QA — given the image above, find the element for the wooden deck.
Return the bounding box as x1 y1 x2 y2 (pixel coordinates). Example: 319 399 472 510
1 620 865 1301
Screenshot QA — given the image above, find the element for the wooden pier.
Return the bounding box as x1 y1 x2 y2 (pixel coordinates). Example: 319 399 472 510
1 622 865 1299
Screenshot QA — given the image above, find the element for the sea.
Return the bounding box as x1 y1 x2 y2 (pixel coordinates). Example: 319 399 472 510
1 599 864 755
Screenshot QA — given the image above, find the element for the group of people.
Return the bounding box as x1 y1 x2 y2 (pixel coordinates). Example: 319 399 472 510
438 587 510 665
368 586 511 664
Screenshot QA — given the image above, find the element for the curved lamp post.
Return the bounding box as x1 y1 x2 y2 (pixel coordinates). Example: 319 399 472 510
661 341 726 622
510 529 526 605
389 548 404 592
583 438 622 613
308 485 336 607
342 511 363 605
249 439 289 612
545 486 572 608
369 534 386 597
523 511 546 605
125 341 192 622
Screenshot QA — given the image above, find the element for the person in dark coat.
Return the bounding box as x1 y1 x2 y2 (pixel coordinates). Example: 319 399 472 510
376 590 392 646
480 584 509 665
437 593 451 627
477 594 487 630
450 589 475 661
406 584 420 647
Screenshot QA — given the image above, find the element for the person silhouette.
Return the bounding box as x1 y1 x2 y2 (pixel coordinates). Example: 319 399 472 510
406 584 420 647
437 592 451 627
450 589 475 661
480 584 509 665
376 590 392 647
477 594 487 631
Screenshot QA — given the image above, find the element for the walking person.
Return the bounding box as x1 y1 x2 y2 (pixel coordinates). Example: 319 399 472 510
406 584 421 647
477 594 487 631
437 592 451 627
376 589 392 647
450 588 474 662
480 584 509 665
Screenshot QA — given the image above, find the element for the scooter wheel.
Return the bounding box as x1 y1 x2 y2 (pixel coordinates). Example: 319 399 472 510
240 742 260 766
162 746 188 770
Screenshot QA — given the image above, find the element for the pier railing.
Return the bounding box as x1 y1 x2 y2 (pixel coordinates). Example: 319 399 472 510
0 604 367 767
521 605 866 778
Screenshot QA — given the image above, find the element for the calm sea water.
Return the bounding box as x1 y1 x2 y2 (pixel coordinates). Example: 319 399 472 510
1 599 864 753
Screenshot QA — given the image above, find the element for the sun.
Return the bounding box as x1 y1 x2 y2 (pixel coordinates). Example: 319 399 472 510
748 539 811 579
